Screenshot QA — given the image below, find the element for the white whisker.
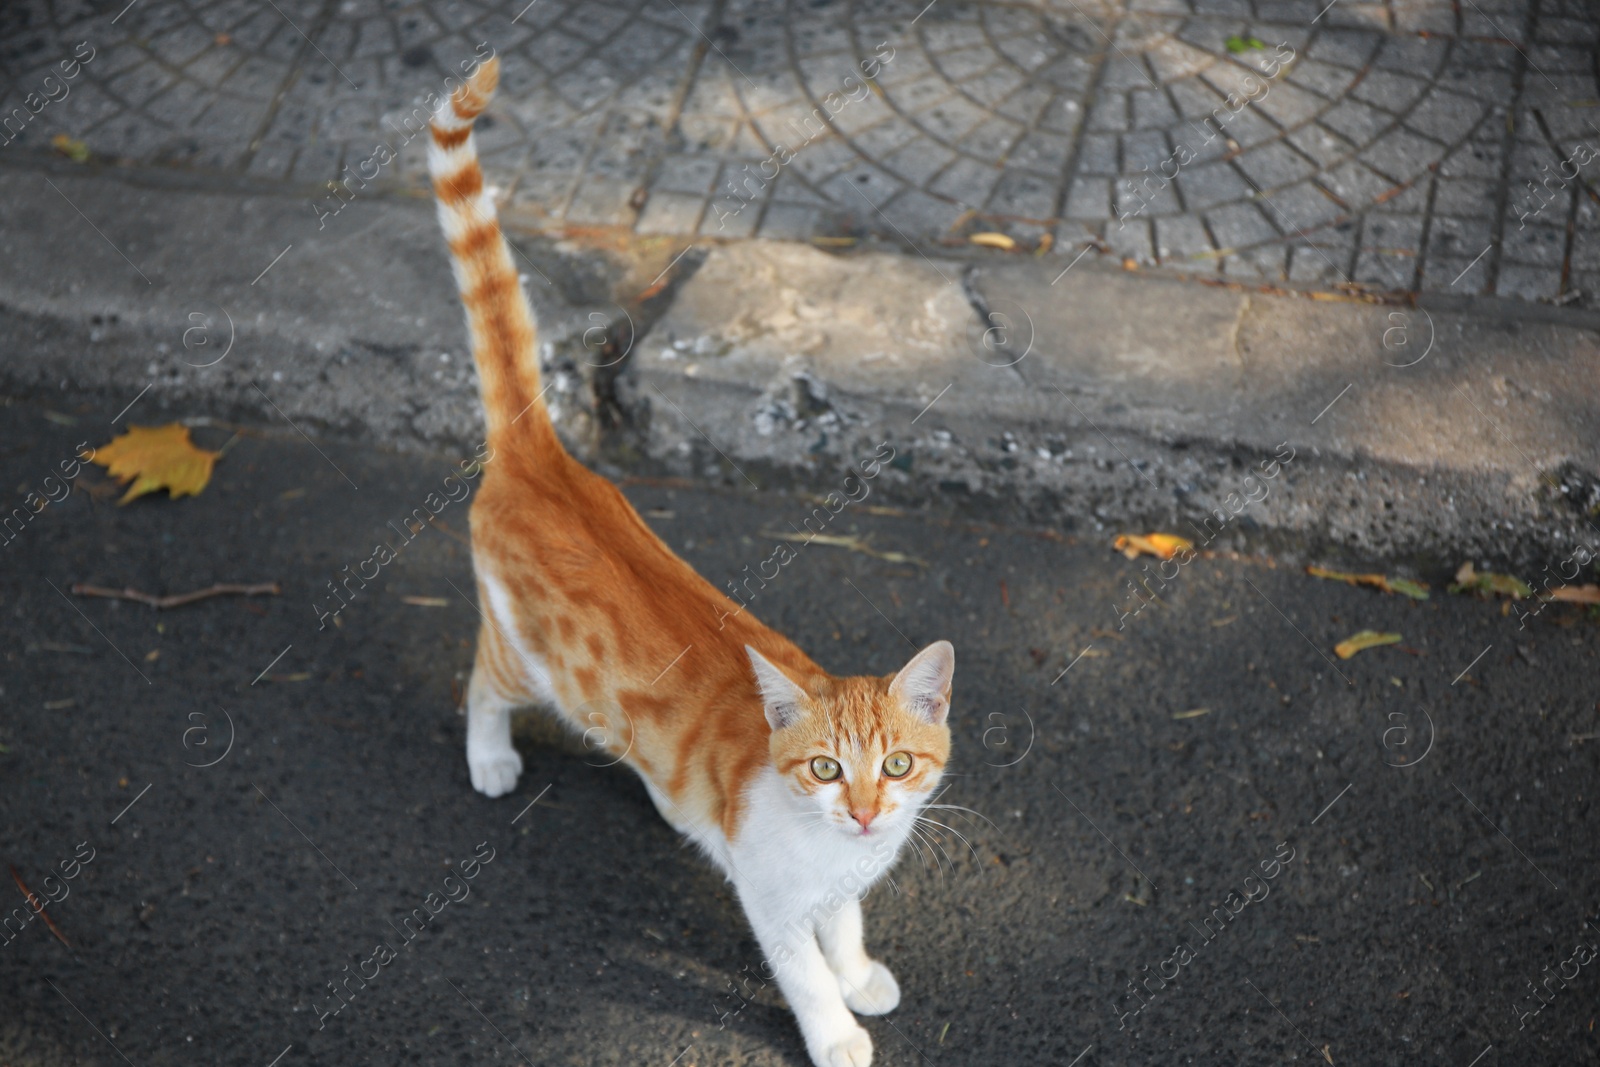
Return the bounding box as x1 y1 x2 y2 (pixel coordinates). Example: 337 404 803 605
905 826 934 878
915 815 982 863
920 783 1002 831
923 828 958 878
921 802 1002 832
909 824 953 880
904 825 936 878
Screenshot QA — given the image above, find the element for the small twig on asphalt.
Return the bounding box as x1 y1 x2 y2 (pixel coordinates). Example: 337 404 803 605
758 530 929 567
70 581 281 610
423 513 471 547
71 473 123 504
9 865 70 948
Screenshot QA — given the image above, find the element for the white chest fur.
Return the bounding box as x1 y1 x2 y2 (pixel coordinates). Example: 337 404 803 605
729 769 908 921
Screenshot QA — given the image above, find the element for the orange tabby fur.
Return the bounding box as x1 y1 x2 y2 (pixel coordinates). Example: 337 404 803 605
429 57 947 838
428 57 954 1067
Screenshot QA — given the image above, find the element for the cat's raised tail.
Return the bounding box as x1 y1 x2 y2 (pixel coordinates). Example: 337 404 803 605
428 56 549 448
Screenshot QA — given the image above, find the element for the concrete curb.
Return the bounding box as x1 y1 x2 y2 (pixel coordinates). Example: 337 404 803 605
3 159 1597 573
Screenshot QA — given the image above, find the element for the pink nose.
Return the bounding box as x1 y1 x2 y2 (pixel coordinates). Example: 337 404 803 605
851 809 876 830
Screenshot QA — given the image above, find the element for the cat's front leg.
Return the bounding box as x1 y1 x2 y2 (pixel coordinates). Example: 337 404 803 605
737 887 874 1067
464 636 523 798
816 896 900 1016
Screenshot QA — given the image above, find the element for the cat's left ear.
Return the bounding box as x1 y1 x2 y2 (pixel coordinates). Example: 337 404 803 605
889 640 954 725
746 646 809 731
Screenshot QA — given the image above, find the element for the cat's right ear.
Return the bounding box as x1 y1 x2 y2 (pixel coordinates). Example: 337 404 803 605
745 646 807 731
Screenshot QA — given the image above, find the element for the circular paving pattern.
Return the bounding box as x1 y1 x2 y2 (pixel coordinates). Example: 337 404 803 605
748 0 1566 290
2 0 1598 301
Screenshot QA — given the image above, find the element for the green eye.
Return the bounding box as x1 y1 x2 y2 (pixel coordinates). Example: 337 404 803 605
883 752 913 778
811 756 842 781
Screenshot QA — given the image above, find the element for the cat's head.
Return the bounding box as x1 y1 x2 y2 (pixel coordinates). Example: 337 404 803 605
746 642 954 840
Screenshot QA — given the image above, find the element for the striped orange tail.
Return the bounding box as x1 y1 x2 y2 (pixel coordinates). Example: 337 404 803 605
428 57 549 447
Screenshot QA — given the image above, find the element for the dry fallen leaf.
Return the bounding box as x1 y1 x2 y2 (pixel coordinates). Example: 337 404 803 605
1114 533 1194 561
1334 630 1402 659
1449 562 1532 599
51 133 89 162
92 423 221 504
1549 584 1600 604
969 231 1017 251
1307 566 1429 600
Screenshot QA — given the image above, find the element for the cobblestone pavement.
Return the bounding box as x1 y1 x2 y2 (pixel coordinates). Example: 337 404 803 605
3 0 1600 304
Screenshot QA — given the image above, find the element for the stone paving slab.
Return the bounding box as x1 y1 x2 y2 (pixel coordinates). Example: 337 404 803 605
3 0 1599 305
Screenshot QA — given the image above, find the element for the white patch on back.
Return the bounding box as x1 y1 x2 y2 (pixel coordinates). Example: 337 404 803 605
479 568 561 710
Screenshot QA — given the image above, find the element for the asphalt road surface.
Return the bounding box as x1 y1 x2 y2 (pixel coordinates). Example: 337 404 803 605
2 389 1598 1067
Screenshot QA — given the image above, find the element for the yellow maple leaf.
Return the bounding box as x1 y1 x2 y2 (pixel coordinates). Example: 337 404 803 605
92 423 220 504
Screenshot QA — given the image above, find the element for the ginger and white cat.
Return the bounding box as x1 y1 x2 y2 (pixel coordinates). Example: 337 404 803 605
427 58 955 1067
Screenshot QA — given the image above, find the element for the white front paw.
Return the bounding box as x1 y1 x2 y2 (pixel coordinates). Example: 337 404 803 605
467 744 523 797
812 1023 873 1067
840 961 900 1016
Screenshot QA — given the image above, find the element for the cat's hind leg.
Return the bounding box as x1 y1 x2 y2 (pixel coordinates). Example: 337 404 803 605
816 896 900 1016
464 625 526 798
